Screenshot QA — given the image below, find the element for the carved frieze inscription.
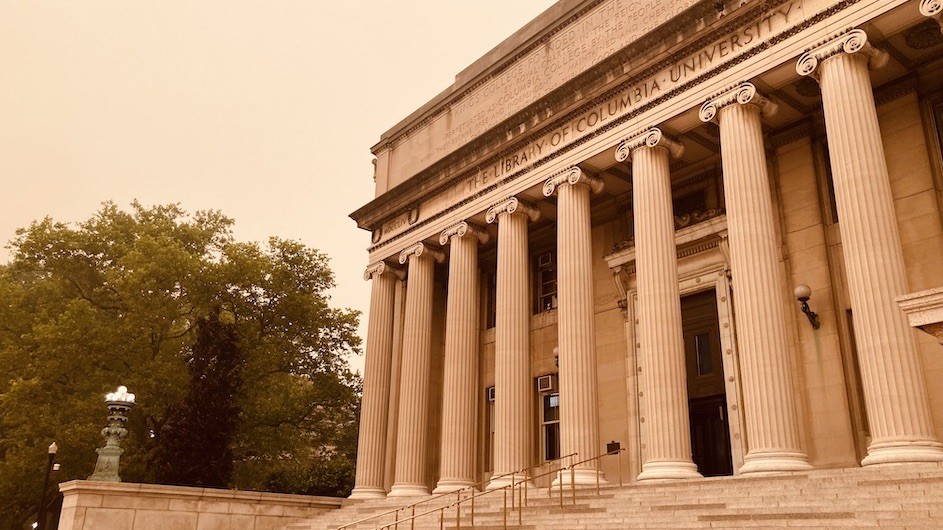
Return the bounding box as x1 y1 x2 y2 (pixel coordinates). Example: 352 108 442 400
378 0 813 246
386 0 701 187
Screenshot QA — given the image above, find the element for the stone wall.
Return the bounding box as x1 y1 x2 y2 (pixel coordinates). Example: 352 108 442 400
57 480 342 530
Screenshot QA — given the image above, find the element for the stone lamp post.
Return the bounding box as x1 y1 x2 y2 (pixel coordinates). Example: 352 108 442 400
88 385 135 482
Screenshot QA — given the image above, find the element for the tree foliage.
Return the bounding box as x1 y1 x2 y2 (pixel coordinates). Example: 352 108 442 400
0 202 361 528
150 312 244 487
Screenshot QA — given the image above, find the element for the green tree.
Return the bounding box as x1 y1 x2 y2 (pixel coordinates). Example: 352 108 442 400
150 312 243 487
0 202 361 528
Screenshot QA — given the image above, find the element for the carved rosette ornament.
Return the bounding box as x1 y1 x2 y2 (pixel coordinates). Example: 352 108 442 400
439 221 489 246
699 82 779 123
614 127 685 162
398 242 445 265
485 197 541 224
542 166 604 197
796 29 889 80
920 0 943 32
363 261 405 282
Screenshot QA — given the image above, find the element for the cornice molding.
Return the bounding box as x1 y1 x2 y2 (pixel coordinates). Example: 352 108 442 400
398 243 445 265
796 28 889 80
373 0 721 153
542 166 604 197
614 127 685 162
486 197 541 224
352 0 784 227
699 82 779 123
439 221 490 246
363 261 405 281
360 0 862 257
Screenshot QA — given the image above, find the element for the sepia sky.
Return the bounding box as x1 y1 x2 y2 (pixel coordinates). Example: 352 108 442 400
0 1 556 373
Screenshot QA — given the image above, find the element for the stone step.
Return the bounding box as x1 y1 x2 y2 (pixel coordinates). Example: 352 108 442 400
289 464 943 530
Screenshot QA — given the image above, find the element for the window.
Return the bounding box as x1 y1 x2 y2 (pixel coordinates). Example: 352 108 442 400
535 251 557 313
672 189 708 218
695 332 713 376
541 393 560 462
485 271 497 329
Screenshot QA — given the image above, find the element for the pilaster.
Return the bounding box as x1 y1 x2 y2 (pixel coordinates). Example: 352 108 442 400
389 243 444 497
351 261 404 499
434 222 489 493
616 128 701 480
486 198 539 489
701 82 812 473
798 29 943 465
543 167 608 485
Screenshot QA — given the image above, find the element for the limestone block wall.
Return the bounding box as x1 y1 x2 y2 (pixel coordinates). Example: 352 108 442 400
591 222 631 484
878 92 943 444
57 480 342 530
774 136 859 468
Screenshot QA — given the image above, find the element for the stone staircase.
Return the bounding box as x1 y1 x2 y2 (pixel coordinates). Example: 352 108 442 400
286 463 943 529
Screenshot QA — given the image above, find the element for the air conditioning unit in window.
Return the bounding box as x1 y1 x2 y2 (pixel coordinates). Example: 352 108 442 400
486 386 496 402
537 374 558 393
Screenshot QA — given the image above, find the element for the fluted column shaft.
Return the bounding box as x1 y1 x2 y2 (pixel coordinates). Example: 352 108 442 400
701 83 811 473
435 223 487 493
798 30 943 464
617 130 701 480
544 168 607 485
389 243 443 496
351 263 402 498
487 198 539 489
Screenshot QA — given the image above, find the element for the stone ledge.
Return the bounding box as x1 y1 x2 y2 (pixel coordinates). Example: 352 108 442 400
897 286 943 344
57 480 343 530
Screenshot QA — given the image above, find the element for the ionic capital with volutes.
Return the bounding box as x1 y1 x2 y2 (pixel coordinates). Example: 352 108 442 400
398 242 445 265
614 127 685 163
699 82 779 123
363 261 405 281
921 0 943 31
542 166 604 197
796 28 889 80
439 221 490 246
486 197 541 224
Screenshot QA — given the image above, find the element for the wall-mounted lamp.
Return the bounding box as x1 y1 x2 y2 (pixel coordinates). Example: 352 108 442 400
793 284 820 330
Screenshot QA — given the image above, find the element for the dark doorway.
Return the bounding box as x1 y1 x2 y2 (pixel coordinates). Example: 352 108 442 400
682 289 733 477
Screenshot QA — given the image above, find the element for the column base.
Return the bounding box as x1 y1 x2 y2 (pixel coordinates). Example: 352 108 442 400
485 473 533 490
739 451 812 474
551 467 608 487
432 479 476 494
862 439 943 466
638 461 702 481
348 486 387 499
387 484 431 497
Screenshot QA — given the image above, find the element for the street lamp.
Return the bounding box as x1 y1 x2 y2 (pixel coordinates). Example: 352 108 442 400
88 385 135 483
36 441 58 530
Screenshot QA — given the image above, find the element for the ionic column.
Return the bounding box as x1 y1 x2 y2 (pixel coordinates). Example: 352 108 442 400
920 0 942 32
542 168 608 485
797 29 943 465
615 129 702 480
700 83 812 473
389 243 445 496
434 222 489 493
486 197 540 489
351 261 405 498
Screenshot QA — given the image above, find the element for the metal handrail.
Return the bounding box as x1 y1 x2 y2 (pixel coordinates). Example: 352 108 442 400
336 453 577 530
375 453 579 530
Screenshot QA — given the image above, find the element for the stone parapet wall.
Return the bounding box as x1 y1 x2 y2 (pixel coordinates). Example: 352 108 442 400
57 480 343 530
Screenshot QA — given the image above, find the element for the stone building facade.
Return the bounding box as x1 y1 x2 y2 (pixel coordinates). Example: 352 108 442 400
348 0 943 499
